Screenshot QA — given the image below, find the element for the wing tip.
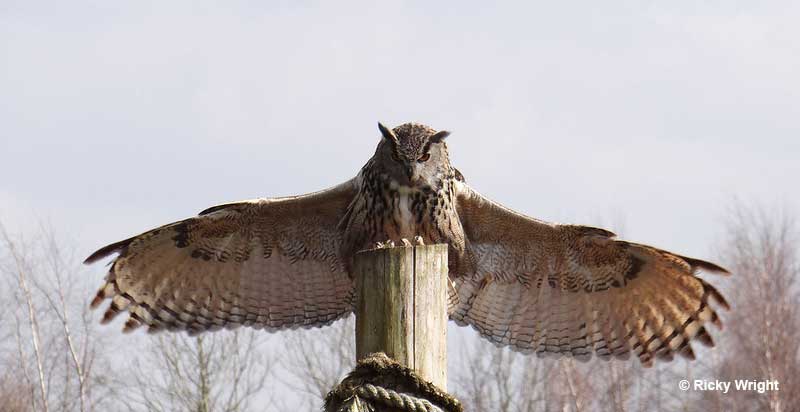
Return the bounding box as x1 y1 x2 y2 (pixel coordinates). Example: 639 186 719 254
699 278 731 311
199 200 255 216
572 225 617 238
122 317 142 333
198 204 227 216
90 290 105 309
84 238 134 265
679 344 697 361
100 302 122 324
683 256 730 275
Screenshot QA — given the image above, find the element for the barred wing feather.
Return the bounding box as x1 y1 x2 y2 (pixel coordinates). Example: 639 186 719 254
85 180 357 334
452 182 729 366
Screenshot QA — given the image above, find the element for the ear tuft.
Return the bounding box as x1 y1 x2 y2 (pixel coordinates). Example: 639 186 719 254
430 130 451 143
378 122 398 143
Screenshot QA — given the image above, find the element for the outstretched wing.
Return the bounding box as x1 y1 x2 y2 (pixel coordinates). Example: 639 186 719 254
85 179 357 334
452 182 730 366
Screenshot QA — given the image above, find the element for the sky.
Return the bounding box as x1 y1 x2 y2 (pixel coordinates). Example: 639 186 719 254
1 0 799 405
2 1 799 260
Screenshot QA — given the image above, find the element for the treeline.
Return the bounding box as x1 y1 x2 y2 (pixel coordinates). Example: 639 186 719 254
1 204 797 411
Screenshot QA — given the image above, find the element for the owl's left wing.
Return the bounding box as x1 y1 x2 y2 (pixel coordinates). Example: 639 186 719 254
452 182 730 366
84 179 357 334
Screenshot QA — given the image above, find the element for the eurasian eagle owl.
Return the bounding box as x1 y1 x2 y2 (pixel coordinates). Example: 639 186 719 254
86 122 729 366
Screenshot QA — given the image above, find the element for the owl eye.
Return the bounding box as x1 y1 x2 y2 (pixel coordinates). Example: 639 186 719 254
417 153 431 162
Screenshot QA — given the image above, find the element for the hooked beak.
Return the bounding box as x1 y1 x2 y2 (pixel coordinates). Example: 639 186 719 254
405 164 422 185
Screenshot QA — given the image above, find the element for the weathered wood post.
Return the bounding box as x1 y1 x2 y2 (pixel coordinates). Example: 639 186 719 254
354 244 449 389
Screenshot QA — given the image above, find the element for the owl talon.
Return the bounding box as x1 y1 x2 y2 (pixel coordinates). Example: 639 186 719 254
413 236 425 246
375 239 396 249
401 238 413 247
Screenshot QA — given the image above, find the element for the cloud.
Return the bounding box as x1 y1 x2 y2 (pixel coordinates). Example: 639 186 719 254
1 0 798 258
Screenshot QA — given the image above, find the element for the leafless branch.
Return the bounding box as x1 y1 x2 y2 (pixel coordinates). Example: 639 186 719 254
1 223 50 412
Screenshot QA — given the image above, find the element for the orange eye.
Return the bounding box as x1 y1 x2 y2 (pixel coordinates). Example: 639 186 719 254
418 153 431 162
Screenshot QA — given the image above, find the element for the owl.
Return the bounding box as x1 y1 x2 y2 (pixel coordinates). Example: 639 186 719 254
85 122 729 366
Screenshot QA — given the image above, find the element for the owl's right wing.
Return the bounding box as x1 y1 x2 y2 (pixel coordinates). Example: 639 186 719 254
84 179 358 334
452 182 730 366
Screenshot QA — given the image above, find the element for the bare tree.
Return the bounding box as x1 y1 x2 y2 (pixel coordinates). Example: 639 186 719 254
120 328 272 412
700 205 800 412
0 367 34 412
2 225 50 412
4 203 796 412
280 315 355 408
0 223 117 412
451 337 552 412
33 230 94 412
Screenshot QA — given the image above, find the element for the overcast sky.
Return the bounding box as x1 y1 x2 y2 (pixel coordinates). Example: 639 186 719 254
3 1 799 260
2 1 799 407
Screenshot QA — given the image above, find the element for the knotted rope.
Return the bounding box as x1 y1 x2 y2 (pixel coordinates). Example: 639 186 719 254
324 353 462 412
350 383 443 412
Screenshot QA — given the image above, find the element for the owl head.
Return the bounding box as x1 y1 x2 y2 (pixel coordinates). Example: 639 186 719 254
374 122 452 189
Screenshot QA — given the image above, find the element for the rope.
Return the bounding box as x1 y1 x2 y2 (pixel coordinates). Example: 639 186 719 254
324 353 462 412
353 383 444 412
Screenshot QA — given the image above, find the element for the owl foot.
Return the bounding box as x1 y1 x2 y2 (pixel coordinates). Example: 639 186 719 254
375 240 396 249
377 237 424 248
401 236 426 246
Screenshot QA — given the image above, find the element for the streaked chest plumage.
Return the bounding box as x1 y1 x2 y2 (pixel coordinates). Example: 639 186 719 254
340 174 466 270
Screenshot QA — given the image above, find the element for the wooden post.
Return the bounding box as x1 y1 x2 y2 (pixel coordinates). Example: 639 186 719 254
354 244 449 390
